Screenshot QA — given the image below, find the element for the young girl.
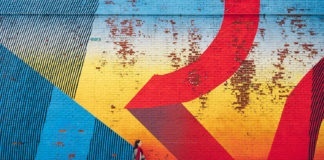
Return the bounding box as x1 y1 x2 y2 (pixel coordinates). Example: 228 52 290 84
133 139 145 160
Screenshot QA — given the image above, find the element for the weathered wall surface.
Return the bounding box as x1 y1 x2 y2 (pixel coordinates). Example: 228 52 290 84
0 0 323 159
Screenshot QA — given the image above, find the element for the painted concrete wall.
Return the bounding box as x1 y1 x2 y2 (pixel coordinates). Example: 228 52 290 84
0 0 323 159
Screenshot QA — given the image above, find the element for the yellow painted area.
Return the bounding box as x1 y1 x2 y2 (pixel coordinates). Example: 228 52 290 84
183 76 301 159
314 121 324 160
75 52 177 159
76 38 317 159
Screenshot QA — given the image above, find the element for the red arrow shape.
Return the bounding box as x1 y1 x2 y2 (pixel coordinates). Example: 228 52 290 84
126 0 260 109
129 104 234 159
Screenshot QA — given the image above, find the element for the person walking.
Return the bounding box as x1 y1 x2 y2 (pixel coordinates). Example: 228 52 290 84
133 139 145 160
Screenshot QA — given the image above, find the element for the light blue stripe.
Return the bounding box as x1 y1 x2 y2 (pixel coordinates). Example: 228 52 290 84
260 0 324 14
96 0 324 15
36 87 95 160
96 0 224 15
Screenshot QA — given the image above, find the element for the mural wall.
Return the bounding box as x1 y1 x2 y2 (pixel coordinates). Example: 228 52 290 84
0 0 323 159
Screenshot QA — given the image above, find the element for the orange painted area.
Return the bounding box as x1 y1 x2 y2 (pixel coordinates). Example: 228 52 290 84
314 122 324 160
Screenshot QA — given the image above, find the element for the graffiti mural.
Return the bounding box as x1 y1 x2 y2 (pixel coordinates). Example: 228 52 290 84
0 0 323 159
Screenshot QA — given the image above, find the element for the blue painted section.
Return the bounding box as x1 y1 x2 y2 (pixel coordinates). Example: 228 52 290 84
87 120 133 160
95 0 324 15
0 0 99 14
0 45 53 159
96 0 224 15
260 0 324 14
1 0 323 15
36 87 95 160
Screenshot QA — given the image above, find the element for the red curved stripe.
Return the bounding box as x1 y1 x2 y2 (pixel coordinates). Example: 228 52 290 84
268 69 312 159
268 58 324 159
126 0 260 108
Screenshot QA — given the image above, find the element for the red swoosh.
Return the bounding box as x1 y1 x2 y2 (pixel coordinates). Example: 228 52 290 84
126 0 260 109
127 0 260 159
268 58 324 160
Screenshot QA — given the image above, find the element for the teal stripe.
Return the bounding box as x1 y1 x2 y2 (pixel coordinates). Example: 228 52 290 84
36 87 95 160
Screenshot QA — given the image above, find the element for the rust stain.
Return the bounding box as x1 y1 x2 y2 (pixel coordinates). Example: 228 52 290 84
59 129 66 133
97 51 108 70
114 40 137 66
230 60 256 112
300 43 318 57
301 43 314 51
105 17 144 67
259 28 265 39
267 43 297 103
290 16 306 29
187 70 201 87
163 19 205 70
164 28 170 33
164 19 181 69
12 141 23 146
277 48 289 63
291 19 303 24
194 94 210 120
68 153 76 159
251 42 259 50
309 30 317 36
120 20 134 36
135 19 143 27
56 141 64 147
105 0 115 5
170 19 178 40
199 94 208 109
187 21 202 65
167 19 202 70
287 7 296 13
105 17 118 36
167 51 181 69
276 18 286 26
173 33 178 40
128 0 137 7
272 72 285 83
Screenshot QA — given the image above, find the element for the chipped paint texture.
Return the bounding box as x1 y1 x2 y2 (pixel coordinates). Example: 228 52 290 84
0 0 324 160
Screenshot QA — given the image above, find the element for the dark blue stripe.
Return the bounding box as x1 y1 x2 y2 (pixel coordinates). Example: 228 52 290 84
87 120 133 160
0 45 54 159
